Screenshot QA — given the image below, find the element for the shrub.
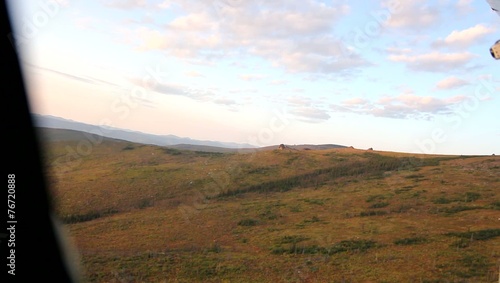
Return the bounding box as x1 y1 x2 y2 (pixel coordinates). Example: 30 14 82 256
489 201 500 210
440 206 482 214
271 240 377 255
194 151 224 157
328 240 377 254
122 145 135 150
450 238 470 249
369 202 389 209
405 174 425 180
60 209 118 224
259 209 278 220
366 194 386 203
445 229 500 241
360 210 388 217
302 198 325 205
278 235 310 244
237 218 258 226
163 148 182 155
453 253 491 278
433 197 452 204
136 198 153 209
394 236 429 245
206 242 221 253
463 192 480 202
394 187 414 194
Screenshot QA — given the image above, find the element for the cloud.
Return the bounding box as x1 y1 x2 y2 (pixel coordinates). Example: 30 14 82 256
342 98 368 106
153 82 188 96
228 88 258 94
287 96 312 106
31 64 119 87
435 76 469 90
381 1 440 30
388 51 476 72
239 74 265 81
289 106 330 123
185 71 204 78
385 47 412 55
102 0 146 9
74 16 98 30
331 93 467 119
213 98 236 105
456 0 473 13
127 1 370 75
157 1 171 9
126 77 246 108
269 79 287 85
433 24 496 48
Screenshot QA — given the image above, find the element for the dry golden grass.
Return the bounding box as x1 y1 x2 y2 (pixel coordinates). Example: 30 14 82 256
39 133 500 282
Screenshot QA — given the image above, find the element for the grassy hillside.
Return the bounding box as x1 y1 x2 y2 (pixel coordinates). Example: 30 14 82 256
39 129 500 282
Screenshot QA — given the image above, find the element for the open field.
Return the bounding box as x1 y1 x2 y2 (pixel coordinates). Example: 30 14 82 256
38 128 500 282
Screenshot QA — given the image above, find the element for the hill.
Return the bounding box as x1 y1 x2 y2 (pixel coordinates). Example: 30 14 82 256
32 114 255 148
38 131 500 282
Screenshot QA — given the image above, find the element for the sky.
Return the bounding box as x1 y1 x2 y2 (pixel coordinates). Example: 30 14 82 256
6 0 500 155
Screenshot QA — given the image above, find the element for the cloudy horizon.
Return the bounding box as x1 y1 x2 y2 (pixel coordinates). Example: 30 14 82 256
7 0 500 155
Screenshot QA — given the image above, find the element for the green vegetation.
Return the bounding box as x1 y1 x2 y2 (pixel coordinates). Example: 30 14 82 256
272 239 378 255
122 144 135 151
453 253 492 278
437 205 483 214
194 151 225 157
463 192 481 202
237 218 259 226
359 210 388 217
218 155 432 197
445 229 500 241
60 209 118 224
366 194 386 203
433 196 453 204
369 201 390 208
393 236 429 245
490 201 500 210
301 198 326 205
277 235 310 244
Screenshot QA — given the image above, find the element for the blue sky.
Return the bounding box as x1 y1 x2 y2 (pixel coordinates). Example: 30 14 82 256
7 0 500 155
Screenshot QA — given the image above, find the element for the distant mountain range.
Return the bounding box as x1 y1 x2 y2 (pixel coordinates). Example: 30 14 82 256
32 114 256 149
32 114 348 152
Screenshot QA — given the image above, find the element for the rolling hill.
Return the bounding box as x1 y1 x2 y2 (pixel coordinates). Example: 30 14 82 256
33 114 256 149
38 128 500 282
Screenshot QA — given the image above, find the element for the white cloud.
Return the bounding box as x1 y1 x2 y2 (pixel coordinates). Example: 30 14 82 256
53 0 70 7
456 0 473 13
185 71 204 78
385 47 412 55
126 76 246 109
433 24 496 48
435 76 469 90
287 96 312 106
169 12 217 31
239 74 265 81
289 106 330 123
102 0 146 9
74 16 97 30
332 92 467 119
269 79 287 85
228 88 258 94
126 1 369 74
213 98 236 105
342 98 368 106
388 51 476 72
158 1 171 9
381 1 440 30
